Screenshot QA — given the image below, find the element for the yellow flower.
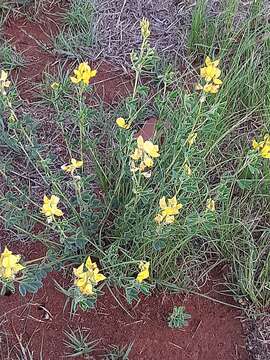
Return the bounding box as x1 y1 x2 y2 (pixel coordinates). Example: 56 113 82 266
206 198 215 212
187 132 197 146
183 163 192 176
197 56 222 95
0 247 24 280
203 79 222 94
41 195 63 222
0 70 11 96
136 261 150 283
140 18 150 39
61 158 83 175
130 136 159 178
116 117 130 129
73 256 106 296
137 136 160 158
73 264 94 296
200 56 221 82
70 62 97 86
155 196 183 224
252 134 270 159
51 82 60 90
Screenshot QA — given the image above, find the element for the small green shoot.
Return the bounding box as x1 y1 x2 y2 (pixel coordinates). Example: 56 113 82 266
167 306 191 329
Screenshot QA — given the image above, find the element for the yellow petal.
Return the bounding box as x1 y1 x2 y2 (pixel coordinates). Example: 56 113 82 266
54 208 63 217
252 139 259 150
0 70 8 82
206 198 215 212
143 141 160 158
85 256 97 271
154 213 164 224
165 215 175 224
213 78 222 85
73 263 84 277
50 195 60 207
131 148 142 161
70 76 80 84
143 155 154 168
51 82 60 90
205 56 212 66
116 117 129 129
142 171 152 178
168 196 177 208
90 69 97 78
136 261 149 283
195 83 203 91
137 136 144 149
184 163 192 176
159 196 167 209
81 283 94 295
94 273 106 283
261 145 270 158
187 132 197 146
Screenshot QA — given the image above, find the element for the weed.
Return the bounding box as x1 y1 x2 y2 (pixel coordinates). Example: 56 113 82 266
167 306 191 329
64 327 100 358
103 343 133 360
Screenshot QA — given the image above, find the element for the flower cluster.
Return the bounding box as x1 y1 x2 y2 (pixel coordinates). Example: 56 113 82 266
196 56 222 94
61 158 83 175
0 70 11 96
0 247 24 280
130 135 160 178
136 261 150 283
41 195 63 223
73 256 106 296
252 134 270 159
155 196 183 224
70 62 97 86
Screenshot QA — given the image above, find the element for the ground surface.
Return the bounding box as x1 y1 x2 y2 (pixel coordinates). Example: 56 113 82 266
0 1 269 359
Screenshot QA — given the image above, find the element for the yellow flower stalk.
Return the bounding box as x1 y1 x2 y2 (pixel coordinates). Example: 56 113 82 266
116 117 130 129
155 196 183 224
130 136 160 178
140 18 150 39
252 134 270 159
196 56 222 95
41 195 63 223
61 158 83 175
70 62 97 86
200 56 221 82
0 70 11 96
0 246 24 280
206 198 215 212
136 261 150 283
73 256 106 296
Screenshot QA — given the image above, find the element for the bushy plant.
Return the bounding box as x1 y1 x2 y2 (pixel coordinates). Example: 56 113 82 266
0 1 270 312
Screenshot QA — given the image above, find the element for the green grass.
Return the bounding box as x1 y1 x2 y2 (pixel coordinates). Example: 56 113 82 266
0 0 269 322
54 0 96 58
0 39 25 70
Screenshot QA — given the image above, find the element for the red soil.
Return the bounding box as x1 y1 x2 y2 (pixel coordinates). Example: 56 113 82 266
4 2 132 105
0 233 248 359
1 2 249 359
